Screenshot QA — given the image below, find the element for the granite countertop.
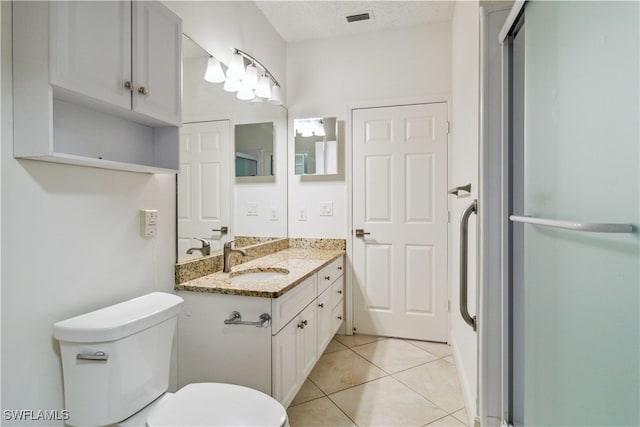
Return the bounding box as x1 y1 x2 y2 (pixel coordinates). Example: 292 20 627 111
174 248 345 298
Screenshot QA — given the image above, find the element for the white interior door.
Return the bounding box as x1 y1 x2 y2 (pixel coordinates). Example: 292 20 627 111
178 121 231 258
352 103 449 341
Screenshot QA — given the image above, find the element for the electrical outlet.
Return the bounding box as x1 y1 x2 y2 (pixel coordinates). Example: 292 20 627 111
246 203 258 216
140 209 158 238
297 207 307 221
319 201 334 216
270 207 278 221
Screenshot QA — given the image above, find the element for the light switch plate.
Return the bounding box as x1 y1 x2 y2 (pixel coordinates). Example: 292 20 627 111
319 201 334 216
270 207 278 221
297 207 307 221
246 203 258 216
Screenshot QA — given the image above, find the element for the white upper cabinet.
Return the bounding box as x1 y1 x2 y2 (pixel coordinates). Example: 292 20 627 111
49 1 181 126
132 1 182 125
50 1 132 111
13 1 182 173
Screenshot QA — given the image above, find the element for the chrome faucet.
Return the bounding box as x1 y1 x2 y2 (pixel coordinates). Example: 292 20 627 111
223 240 248 273
186 238 211 256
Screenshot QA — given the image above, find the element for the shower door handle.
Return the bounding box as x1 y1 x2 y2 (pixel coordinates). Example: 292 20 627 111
459 200 477 331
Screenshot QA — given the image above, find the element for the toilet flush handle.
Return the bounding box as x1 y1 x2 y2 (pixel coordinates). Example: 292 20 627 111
76 351 108 361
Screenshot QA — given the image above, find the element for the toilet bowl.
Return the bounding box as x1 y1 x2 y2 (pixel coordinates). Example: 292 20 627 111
53 292 287 427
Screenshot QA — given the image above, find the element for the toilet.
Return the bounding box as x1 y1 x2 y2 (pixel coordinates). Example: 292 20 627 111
53 292 288 427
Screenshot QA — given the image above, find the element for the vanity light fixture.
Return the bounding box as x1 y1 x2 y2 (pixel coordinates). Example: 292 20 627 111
203 47 282 105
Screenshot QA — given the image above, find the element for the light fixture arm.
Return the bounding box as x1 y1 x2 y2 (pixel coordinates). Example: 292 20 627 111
234 48 281 88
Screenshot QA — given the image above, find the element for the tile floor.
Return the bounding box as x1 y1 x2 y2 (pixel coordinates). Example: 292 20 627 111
287 335 469 427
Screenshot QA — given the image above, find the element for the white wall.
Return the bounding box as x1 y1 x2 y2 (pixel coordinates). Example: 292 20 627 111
287 23 452 238
169 1 288 239
1 2 176 424
449 0 480 421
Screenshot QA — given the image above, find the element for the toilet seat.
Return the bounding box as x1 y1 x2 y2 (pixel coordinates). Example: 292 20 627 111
146 383 288 427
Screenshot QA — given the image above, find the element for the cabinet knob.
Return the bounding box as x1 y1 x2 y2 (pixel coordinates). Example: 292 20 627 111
138 86 149 96
318 303 324 308
337 316 343 320
324 276 331 281
124 81 134 92
337 290 343 294
297 319 308 329
338 266 343 271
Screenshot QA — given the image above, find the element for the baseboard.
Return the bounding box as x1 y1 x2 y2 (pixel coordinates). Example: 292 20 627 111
451 335 477 426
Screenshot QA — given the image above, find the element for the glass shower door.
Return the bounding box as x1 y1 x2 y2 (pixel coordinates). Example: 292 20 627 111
513 1 639 425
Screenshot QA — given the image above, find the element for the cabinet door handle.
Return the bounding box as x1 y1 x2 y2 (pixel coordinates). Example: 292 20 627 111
324 276 331 281
124 81 134 92
138 86 149 96
318 303 324 308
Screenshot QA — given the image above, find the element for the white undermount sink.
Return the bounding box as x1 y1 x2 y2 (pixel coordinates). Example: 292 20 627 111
230 269 289 282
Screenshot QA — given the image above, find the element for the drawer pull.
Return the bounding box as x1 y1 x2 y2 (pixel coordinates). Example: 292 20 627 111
337 266 343 271
318 303 324 308
224 311 271 328
324 276 331 281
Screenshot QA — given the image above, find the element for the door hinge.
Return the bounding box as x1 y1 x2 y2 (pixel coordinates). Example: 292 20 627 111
447 121 451 134
447 211 451 223
448 300 450 312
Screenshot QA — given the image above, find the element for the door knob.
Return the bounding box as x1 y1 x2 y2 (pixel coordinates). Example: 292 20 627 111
355 229 371 238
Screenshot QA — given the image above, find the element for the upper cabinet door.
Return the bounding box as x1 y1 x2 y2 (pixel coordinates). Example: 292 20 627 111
132 1 182 126
50 1 132 110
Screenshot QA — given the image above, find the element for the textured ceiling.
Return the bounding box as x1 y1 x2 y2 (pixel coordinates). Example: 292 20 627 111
254 1 455 43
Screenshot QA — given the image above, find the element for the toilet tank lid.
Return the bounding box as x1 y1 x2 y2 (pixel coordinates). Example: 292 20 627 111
53 292 183 343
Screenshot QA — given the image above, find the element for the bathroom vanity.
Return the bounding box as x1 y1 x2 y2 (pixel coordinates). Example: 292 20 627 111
175 246 344 408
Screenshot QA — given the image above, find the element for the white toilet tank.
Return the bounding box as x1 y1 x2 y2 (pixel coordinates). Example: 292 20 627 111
53 292 183 427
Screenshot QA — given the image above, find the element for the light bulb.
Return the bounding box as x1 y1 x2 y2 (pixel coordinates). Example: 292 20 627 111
268 84 282 105
204 57 225 83
227 52 245 80
237 80 255 100
255 75 272 98
244 63 259 89
223 76 241 92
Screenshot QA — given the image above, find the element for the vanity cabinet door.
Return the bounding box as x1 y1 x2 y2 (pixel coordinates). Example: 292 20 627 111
132 1 182 125
316 289 333 354
272 317 300 406
298 302 317 380
50 1 132 110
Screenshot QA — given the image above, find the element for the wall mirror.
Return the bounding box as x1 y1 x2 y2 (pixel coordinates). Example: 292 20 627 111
177 35 287 262
235 121 274 178
294 117 338 175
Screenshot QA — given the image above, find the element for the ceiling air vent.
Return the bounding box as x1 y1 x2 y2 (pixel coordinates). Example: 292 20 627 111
345 12 372 23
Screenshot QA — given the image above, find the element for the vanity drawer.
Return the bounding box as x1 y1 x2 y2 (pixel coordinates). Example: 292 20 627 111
271 275 317 334
330 278 344 309
317 256 344 295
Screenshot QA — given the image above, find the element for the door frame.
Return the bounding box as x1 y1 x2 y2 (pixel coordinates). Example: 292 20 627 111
345 94 451 338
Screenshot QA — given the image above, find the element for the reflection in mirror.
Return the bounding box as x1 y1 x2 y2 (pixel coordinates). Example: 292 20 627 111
294 117 338 175
235 122 274 177
178 35 287 262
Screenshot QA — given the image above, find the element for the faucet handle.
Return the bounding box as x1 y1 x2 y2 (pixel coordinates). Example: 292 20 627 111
193 238 210 248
